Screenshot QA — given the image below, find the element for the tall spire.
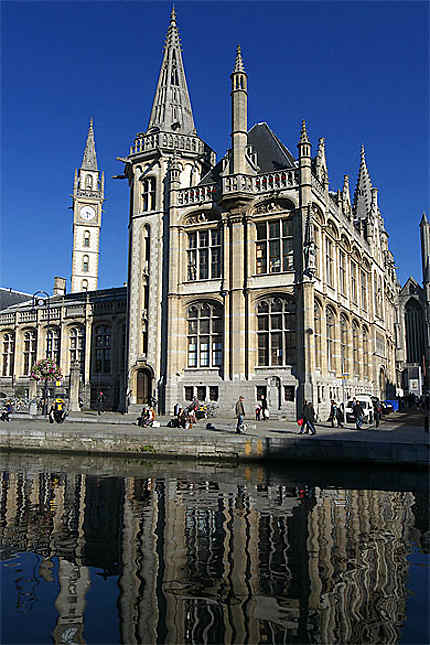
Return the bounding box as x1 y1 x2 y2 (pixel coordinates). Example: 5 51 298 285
81 118 98 171
315 137 328 187
353 144 373 219
147 7 196 135
299 120 310 144
234 45 245 73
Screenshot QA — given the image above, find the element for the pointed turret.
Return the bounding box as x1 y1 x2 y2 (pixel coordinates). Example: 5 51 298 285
230 44 252 176
147 7 196 135
342 175 351 211
420 212 430 284
315 137 328 188
298 120 310 145
353 145 373 219
81 118 98 171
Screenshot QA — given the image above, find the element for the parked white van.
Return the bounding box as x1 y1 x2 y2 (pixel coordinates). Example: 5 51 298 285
345 395 374 424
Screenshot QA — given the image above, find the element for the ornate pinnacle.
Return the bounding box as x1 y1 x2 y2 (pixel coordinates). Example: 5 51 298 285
233 45 245 73
299 119 310 144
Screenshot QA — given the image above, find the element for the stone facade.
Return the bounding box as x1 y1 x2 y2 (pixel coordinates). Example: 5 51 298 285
0 8 427 416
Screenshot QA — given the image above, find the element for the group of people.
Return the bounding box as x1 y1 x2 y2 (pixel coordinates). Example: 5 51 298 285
255 395 269 421
137 404 156 428
48 399 67 424
0 401 13 422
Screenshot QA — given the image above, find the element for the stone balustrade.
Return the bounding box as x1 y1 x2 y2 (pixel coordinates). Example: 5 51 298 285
65 306 85 318
0 312 16 325
222 170 299 195
18 311 36 323
177 184 218 206
41 308 61 320
129 131 215 165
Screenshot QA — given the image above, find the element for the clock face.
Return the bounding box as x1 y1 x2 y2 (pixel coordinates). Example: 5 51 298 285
80 205 96 221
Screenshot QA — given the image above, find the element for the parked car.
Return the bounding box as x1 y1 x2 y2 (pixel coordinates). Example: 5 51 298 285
381 400 394 415
345 396 374 423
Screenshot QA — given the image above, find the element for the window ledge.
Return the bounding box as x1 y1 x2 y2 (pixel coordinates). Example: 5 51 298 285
184 367 221 372
252 270 295 278
254 365 295 371
184 278 221 284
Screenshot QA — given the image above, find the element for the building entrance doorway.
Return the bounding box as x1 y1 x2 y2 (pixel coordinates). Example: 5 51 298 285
137 369 152 404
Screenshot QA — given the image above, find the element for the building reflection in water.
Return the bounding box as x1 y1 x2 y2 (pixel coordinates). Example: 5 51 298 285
0 466 428 644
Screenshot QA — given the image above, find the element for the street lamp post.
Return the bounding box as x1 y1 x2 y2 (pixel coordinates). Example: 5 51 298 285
32 291 51 415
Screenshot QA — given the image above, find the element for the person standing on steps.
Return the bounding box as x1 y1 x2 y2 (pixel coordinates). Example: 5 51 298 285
260 395 269 421
235 396 246 434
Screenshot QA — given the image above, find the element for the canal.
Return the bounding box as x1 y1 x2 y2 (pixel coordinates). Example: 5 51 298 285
0 452 428 644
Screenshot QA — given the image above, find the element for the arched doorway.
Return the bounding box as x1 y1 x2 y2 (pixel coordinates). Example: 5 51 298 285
379 368 386 401
137 368 152 405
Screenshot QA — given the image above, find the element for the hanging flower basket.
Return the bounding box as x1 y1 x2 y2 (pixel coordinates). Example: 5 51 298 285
31 358 62 382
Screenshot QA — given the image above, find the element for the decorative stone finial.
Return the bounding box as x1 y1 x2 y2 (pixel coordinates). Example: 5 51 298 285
233 45 245 73
299 120 310 144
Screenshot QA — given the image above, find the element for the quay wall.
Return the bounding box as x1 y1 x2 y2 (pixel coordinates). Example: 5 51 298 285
0 425 428 468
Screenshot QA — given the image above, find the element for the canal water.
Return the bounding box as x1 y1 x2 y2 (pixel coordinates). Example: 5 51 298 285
0 453 428 645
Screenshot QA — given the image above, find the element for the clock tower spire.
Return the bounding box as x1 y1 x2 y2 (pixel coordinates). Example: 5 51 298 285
71 118 104 293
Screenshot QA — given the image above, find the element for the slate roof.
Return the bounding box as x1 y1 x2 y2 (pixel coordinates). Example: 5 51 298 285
247 122 296 172
0 289 33 311
199 122 296 186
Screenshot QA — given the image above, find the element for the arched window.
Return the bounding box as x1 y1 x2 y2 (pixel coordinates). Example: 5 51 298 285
314 302 322 369
352 321 360 376
340 314 348 375
326 308 335 372
23 329 37 376
82 279 88 292
85 175 93 190
2 332 15 376
363 326 369 378
257 296 296 366
83 255 89 272
405 298 425 363
187 302 223 368
325 238 334 286
95 326 111 373
142 178 156 211
256 219 294 274
83 230 90 247
46 327 60 365
70 327 85 374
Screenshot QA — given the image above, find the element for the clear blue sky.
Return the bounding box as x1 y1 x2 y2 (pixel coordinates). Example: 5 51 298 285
2 1 428 294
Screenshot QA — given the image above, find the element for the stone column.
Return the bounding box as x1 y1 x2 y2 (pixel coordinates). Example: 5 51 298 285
69 360 81 412
228 214 246 381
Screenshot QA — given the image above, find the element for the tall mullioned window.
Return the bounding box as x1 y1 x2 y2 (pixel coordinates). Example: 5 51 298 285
361 270 367 311
353 321 360 376
325 238 334 287
326 308 335 372
256 219 294 274
70 326 85 374
187 303 223 368
95 325 111 373
2 332 15 377
363 327 369 378
351 261 357 303
46 327 60 365
187 229 221 281
142 178 156 211
314 303 322 369
339 250 346 294
23 329 37 375
257 297 296 366
340 314 348 375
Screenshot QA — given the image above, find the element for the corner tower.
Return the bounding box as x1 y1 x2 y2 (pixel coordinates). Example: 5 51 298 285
71 119 104 293
118 8 215 411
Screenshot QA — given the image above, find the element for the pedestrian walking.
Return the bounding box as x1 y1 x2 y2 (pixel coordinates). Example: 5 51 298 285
235 396 246 434
336 402 344 428
96 391 105 416
373 399 382 428
299 400 316 435
352 398 364 430
260 395 269 421
255 402 261 421
328 400 338 427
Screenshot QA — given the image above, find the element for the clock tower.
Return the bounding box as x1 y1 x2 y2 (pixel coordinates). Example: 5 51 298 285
71 118 104 293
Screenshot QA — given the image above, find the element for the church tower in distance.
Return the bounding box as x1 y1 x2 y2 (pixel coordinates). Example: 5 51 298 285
71 119 104 293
